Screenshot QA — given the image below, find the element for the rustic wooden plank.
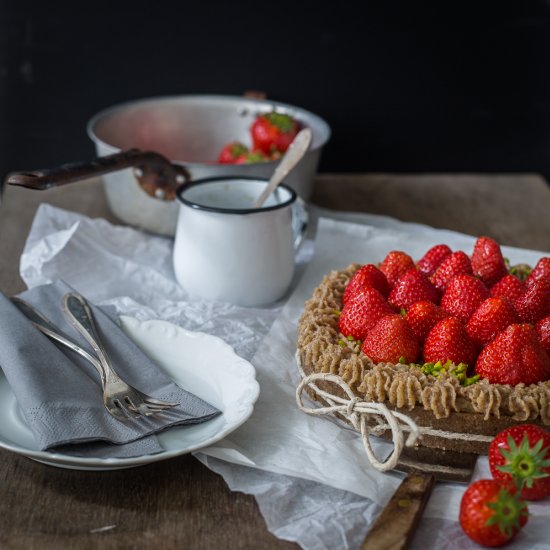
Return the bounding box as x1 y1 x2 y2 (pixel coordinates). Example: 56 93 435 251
361 472 435 550
0 452 296 549
0 179 118 296
1 172 550 548
312 173 550 252
0 177 297 549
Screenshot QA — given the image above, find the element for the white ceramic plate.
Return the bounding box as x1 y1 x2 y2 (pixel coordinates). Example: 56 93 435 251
0 316 260 470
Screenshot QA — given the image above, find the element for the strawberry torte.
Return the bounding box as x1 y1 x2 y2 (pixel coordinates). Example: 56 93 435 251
297 237 550 454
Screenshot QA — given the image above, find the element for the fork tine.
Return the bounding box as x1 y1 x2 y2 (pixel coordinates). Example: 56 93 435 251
114 394 178 416
131 401 174 414
143 396 179 408
105 399 128 419
63 291 181 420
142 402 175 411
121 396 151 417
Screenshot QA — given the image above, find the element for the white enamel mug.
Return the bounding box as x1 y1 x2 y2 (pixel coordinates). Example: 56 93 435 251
173 177 305 307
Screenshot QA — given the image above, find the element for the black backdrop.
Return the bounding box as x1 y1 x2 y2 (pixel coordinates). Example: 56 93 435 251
2 1 550 181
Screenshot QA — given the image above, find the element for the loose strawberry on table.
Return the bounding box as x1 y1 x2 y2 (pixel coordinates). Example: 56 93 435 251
459 479 528 547
488 424 550 501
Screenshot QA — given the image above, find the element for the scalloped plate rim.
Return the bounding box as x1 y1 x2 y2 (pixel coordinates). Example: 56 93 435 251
0 316 259 470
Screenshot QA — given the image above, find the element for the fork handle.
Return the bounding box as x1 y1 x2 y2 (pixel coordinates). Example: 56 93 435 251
63 292 119 383
11 296 106 386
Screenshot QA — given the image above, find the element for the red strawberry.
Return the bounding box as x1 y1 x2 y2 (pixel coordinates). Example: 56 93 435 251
430 251 473 292
250 112 300 154
536 315 550 354
475 324 550 386
388 268 440 311
343 264 389 305
491 274 526 305
489 424 550 501
217 141 250 164
361 314 419 364
459 479 528 547
338 288 393 341
379 251 415 288
405 301 450 341
423 317 478 366
471 236 509 288
466 297 519 347
440 274 491 323
515 278 550 324
416 244 452 276
526 257 550 286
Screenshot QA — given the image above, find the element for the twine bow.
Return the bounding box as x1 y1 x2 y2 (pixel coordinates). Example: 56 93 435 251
296 372 420 472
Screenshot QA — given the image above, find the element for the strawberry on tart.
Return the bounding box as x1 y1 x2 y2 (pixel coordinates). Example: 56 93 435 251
296 236 550 455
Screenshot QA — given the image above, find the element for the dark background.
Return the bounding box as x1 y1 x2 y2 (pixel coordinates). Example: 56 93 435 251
1 1 550 181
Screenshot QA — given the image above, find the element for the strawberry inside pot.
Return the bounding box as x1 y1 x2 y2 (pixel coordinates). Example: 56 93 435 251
7 95 331 237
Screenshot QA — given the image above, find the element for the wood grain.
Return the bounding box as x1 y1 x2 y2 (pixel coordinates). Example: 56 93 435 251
361 472 435 550
1 172 550 548
0 178 297 549
312 173 550 252
0 453 296 550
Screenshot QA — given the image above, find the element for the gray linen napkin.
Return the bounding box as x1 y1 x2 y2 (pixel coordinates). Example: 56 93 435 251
0 280 221 458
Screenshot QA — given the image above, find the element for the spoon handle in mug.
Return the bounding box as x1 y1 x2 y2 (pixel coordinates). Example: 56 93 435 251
254 128 312 208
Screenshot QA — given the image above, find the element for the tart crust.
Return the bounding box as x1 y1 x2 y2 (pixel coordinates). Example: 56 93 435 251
297 264 550 454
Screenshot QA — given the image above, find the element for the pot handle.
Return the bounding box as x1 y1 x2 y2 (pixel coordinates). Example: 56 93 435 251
4 149 190 201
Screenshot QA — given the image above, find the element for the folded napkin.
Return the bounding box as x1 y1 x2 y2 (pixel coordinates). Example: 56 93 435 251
0 280 221 458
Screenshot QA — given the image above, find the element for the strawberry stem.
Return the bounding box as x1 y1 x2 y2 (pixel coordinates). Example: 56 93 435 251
485 487 528 537
264 112 295 133
498 434 550 489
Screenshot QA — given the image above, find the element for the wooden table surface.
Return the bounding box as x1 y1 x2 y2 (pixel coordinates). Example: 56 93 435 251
1 173 550 549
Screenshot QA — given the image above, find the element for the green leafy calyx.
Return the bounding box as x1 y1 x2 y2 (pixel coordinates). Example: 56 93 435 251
485 486 528 537
264 112 295 133
497 434 550 488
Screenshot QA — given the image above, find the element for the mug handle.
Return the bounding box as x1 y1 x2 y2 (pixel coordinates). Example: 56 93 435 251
292 197 309 251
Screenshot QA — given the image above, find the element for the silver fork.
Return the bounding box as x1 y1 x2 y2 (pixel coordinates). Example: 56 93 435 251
11 295 178 420
62 292 180 419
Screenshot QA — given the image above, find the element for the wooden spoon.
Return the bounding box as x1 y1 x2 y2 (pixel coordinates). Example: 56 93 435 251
253 128 312 208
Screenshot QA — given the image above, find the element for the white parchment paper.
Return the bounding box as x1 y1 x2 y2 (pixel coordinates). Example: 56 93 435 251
19 203 550 549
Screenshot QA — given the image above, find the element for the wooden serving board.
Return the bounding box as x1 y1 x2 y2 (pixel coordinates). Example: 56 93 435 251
361 446 478 549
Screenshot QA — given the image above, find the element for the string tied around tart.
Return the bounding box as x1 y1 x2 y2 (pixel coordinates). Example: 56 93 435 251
296 372 420 472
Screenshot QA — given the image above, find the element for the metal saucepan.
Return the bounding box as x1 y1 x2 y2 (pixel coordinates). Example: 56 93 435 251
3 96 330 235
87 95 330 235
